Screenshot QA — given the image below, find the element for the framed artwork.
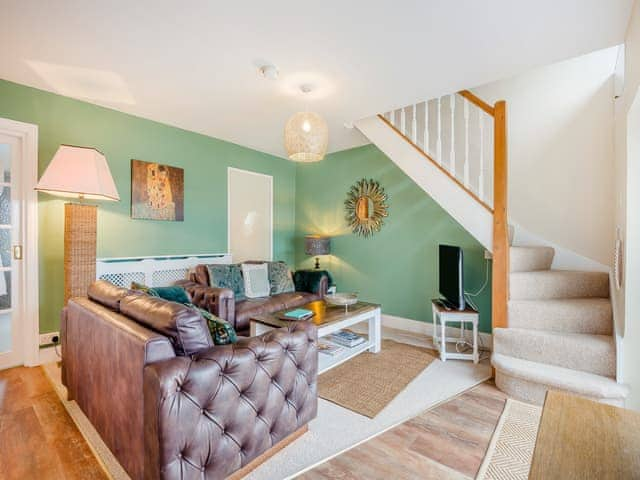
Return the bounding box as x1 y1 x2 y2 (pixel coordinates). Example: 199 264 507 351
131 159 184 221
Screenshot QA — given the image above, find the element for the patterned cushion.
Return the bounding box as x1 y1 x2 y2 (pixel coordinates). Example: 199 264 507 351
188 305 237 345
267 261 295 295
206 264 246 300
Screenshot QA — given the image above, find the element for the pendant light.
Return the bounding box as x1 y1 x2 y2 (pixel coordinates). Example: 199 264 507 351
284 85 329 162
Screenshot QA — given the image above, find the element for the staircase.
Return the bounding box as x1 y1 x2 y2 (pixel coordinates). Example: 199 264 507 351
355 89 628 406
493 246 628 406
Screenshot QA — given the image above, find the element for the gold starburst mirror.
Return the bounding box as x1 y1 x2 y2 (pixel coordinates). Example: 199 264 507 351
345 178 389 237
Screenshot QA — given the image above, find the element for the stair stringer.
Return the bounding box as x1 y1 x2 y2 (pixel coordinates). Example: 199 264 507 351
355 115 493 251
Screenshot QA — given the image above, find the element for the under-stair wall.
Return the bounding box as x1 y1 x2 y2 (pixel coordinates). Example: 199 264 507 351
355 90 510 329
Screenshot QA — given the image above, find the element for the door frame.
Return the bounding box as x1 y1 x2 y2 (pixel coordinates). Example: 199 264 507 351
0 118 39 367
227 167 274 262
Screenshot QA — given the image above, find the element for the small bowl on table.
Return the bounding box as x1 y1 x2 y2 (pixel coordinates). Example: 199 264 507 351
325 293 358 312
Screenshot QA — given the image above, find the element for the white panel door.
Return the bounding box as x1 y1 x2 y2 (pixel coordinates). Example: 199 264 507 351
228 167 273 263
0 134 23 369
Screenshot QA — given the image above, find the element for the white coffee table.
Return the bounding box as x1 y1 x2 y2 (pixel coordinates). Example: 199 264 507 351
250 300 381 374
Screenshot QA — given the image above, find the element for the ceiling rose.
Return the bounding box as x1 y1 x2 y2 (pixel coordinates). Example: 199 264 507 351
284 86 328 162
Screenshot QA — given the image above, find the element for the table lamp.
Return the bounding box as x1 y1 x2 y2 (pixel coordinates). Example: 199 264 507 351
36 145 119 302
304 235 331 269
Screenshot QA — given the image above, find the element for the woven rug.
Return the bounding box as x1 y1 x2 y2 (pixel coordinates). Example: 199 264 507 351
476 398 542 480
318 339 436 418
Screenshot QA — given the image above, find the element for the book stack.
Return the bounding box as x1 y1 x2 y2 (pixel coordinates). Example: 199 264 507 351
328 330 366 348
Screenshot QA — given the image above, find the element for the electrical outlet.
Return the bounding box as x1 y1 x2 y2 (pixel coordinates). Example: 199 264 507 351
39 332 60 346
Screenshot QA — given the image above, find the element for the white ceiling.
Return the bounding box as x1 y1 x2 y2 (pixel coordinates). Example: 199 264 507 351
0 0 633 159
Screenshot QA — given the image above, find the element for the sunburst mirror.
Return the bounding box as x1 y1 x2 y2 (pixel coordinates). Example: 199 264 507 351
345 178 389 237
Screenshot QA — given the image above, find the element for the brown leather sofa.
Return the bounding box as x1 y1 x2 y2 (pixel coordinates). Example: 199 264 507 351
179 264 329 336
61 280 318 480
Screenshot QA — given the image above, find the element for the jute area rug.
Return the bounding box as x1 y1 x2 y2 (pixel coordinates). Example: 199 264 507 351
476 398 542 480
318 339 436 418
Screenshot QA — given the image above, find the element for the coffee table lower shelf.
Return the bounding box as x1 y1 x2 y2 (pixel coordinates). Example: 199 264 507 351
318 339 374 374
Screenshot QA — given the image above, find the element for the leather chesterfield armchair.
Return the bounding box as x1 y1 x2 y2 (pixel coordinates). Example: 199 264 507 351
61 281 318 480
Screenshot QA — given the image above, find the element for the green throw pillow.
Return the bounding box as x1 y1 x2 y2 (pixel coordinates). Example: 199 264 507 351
268 261 295 295
206 264 246 300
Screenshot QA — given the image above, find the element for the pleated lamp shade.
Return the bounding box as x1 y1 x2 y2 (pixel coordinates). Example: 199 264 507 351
36 145 120 201
284 111 329 162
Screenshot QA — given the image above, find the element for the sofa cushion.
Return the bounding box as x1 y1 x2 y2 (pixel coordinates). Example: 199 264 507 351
267 261 295 295
120 294 213 356
206 264 246 300
88 280 131 311
241 263 270 298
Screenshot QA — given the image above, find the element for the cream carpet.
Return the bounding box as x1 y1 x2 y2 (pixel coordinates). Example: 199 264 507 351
476 398 542 480
319 339 436 418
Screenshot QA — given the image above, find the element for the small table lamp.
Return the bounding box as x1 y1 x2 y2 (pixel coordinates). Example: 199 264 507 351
304 235 331 269
36 145 119 302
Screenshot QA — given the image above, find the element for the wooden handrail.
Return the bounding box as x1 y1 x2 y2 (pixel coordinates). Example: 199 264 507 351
492 100 509 329
459 90 495 117
377 114 493 213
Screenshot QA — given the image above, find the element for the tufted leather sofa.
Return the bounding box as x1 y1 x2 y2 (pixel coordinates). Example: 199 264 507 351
61 280 318 480
179 263 329 337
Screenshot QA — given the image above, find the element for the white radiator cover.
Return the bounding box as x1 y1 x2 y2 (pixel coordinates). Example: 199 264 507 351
96 253 232 288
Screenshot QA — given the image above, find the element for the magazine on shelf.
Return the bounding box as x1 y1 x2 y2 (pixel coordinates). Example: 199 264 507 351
317 340 344 356
327 330 366 348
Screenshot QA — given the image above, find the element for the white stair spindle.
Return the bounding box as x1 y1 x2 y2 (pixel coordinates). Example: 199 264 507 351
436 97 442 164
479 112 485 201
401 108 406 136
388 111 394 126
411 104 418 143
463 98 470 188
424 101 430 154
450 95 456 175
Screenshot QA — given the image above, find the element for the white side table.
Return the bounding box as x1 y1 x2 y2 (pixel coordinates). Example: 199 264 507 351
431 299 479 363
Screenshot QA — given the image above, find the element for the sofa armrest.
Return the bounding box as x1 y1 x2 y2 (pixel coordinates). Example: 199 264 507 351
143 322 317 480
293 270 330 297
177 280 235 325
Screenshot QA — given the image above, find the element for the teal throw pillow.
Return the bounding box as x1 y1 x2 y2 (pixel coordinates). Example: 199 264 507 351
268 261 295 295
206 264 246 300
131 282 191 304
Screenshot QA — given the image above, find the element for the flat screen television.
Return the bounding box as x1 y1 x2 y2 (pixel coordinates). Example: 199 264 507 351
439 244 465 310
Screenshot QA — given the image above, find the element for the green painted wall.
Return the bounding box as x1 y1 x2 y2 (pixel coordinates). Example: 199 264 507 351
0 79 297 334
294 144 492 332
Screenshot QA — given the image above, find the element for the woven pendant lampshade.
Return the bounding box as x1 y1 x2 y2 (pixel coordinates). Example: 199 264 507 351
284 111 329 162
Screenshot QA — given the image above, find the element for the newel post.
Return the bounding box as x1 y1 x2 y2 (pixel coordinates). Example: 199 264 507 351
492 100 509 329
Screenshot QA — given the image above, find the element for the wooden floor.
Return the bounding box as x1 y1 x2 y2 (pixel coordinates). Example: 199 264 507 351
299 381 508 480
0 365 505 480
0 365 108 480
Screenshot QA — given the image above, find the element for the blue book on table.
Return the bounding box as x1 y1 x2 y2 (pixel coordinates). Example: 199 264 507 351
282 308 314 320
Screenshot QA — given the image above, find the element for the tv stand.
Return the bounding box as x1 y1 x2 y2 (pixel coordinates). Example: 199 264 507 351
431 299 479 363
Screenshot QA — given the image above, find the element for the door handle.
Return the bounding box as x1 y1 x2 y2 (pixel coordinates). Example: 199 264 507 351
13 245 22 260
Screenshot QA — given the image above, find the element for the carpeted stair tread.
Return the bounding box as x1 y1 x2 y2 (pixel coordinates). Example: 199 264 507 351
510 246 554 272
510 270 609 300
493 328 615 377
508 298 612 335
492 353 628 405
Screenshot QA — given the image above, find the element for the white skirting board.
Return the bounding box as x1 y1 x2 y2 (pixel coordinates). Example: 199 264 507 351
38 345 60 365
382 313 493 351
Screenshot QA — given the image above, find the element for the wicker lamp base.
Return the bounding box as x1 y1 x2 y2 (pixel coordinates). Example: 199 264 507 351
64 203 97 303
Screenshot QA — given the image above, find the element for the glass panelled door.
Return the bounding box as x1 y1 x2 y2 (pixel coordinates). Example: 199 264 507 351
0 134 22 369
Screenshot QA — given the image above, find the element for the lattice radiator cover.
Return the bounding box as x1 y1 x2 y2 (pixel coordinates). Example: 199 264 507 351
96 253 231 288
